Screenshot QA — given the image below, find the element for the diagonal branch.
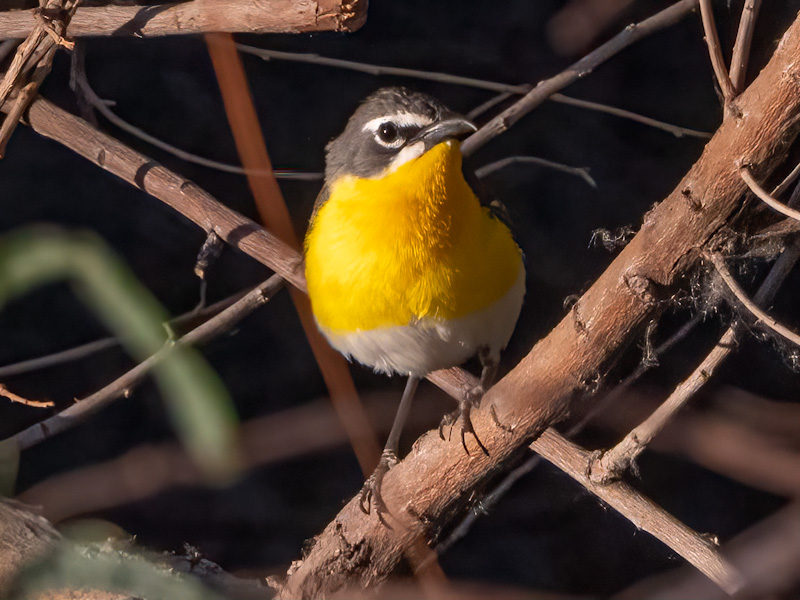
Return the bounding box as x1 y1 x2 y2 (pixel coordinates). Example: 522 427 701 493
9 275 284 451
741 166 800 222
730 0 762 93
709 251 800 348
461 0 701 154
590 181 800 483
699 0 736 104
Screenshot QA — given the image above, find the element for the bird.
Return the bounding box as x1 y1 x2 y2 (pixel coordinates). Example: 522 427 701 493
304 87 525 516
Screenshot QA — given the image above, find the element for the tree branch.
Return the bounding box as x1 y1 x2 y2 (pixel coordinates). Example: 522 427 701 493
699 0 736 104
530 429 743 595
590 179 800 483
0 0 367 39
278 13 800 597
8 275 284 451
4 96 307 291
461 0 700 154
730 0 762 94
741 166 800 222
709 251 800 348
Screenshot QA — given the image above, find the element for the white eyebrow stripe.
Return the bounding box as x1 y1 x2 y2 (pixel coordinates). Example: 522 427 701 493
362 112 433 133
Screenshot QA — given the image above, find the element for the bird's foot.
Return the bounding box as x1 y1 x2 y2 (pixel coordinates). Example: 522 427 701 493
359 450 398 520
439 386 489 456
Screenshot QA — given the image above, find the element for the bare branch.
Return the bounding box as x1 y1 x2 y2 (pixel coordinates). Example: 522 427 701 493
741 166 800 222
8 275 284 451
3 96 307 290
591 324 740 483
462 0 701 154
0 384 53 408
730 0 762 93
475 155 597 188
0 287 250 378
699 0 736 104
618 500 800 600
550 93 711 139
0 0 367 39
530 429 744 595
239 27 712 141
772 160 800 197
709 251 800 348
69 50 321 180
591 181 800 483
0 0 80 156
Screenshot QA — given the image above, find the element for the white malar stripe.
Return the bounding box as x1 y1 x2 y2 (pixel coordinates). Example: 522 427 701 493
320 263 526 377
362 112 433 133
386 141 426 173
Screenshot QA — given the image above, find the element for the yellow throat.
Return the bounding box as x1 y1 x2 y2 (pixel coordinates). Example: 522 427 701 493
304 140 522 334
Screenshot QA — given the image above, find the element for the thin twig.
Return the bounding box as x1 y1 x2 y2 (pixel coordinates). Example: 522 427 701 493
550 93 711 139
475 155 597 188
591 183 800 483
699 0 736 104
531 429 745 596
730 0 762 93
8 275 285 451
0 383 53 408
741 167 800 222
68 50 321 180
772 161 800 198
426 369 744 595
462 0 701 154
709 251 800 348
466 91 513 121
435 310 703 556
0 288 248 379
238 24 711 141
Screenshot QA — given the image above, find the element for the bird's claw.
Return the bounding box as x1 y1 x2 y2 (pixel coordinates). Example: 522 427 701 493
359 451 397 518
439 387 489 456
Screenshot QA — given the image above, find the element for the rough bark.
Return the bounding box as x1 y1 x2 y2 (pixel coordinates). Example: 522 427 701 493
0 0 367 39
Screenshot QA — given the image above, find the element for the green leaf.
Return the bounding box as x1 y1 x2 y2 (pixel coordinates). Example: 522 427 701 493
0 227 241 481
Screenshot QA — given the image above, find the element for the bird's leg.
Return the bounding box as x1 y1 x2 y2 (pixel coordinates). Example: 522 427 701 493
439 349 496 456
360 375 420 518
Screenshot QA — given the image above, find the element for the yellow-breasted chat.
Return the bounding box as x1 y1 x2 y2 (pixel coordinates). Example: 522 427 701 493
304 87 525 516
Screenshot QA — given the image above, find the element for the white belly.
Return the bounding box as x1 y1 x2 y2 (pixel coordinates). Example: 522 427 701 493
319 265 525 376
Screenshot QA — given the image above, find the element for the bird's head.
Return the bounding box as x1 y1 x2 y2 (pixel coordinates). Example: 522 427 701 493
325 87 477 182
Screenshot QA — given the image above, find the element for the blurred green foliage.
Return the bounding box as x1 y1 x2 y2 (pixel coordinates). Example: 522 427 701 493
0 227 241 487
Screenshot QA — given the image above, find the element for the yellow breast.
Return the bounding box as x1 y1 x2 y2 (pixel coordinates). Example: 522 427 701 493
304 141 522 334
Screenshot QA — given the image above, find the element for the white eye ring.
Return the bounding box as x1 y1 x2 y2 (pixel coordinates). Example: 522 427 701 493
375 122 404 148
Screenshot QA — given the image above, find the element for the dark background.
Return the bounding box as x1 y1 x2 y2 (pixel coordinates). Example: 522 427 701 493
2 0 799 595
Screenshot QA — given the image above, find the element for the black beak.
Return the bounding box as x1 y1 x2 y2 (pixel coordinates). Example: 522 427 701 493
412 117 477 147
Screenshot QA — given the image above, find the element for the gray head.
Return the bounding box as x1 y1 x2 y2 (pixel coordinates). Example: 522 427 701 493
324 87 477 182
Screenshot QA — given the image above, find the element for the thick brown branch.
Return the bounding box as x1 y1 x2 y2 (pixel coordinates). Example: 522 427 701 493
278 13 800 597
0 0 367 39
5 96 306 290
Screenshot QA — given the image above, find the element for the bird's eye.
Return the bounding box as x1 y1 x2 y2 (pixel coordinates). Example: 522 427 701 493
377 122 399 144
